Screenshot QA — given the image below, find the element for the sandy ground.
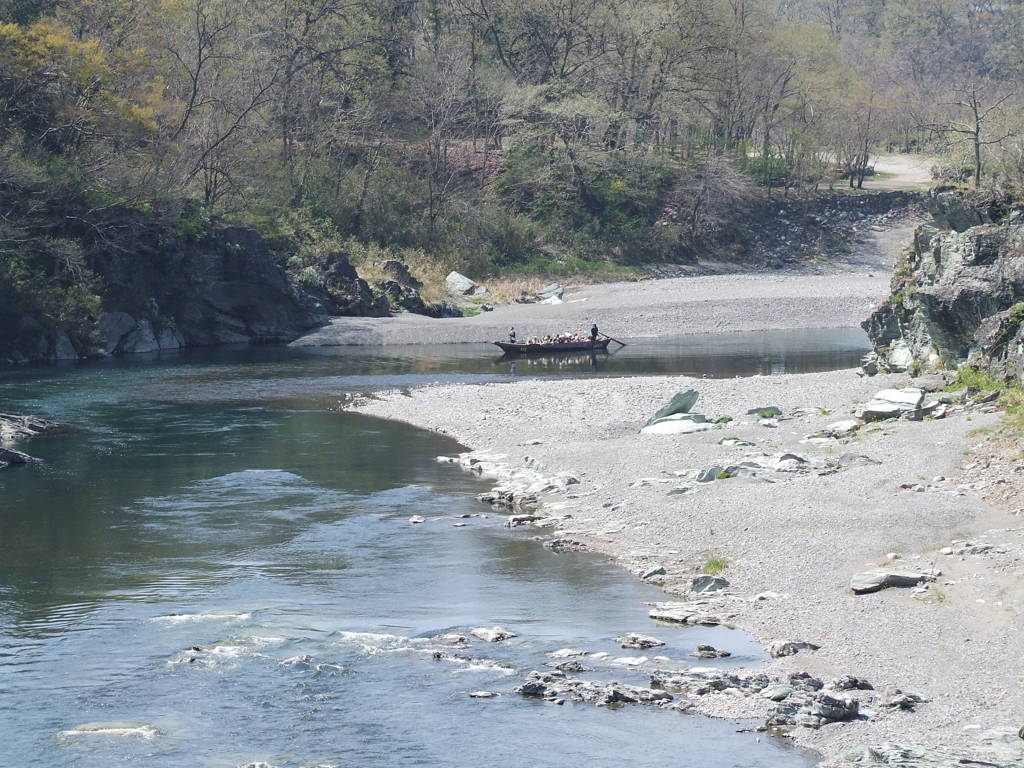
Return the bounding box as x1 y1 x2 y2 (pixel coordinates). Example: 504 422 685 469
864 155 935 192
356 371 1024 765
293 222 916 348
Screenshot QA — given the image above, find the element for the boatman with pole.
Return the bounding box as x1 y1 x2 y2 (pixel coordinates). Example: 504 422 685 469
590 323 599 342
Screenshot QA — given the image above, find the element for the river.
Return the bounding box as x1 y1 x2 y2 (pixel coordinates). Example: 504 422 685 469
0 332 858 767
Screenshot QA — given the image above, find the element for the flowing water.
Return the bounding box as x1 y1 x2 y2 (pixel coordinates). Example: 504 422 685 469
0 332 847 767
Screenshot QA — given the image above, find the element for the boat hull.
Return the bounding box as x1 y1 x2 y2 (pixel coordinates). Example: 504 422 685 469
493 339 611 354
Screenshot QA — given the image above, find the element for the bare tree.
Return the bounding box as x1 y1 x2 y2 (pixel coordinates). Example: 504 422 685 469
918 83 1016 188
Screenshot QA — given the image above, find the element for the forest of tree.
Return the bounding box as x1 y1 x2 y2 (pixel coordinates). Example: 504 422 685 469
2 0 1024 332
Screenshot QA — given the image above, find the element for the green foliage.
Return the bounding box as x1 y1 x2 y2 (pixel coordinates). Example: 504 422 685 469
702 555 730 575
495 145 681 266
715 470 732 480
459 306 481 317
170 202 212 242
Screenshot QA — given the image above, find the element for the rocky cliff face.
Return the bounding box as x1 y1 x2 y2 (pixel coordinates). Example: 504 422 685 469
862 191 1024 382
1 224 390 366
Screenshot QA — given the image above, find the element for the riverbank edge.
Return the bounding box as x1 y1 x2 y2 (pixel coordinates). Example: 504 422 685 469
353 370 1022 768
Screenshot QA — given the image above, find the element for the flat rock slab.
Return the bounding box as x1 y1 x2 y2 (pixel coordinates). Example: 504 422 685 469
850 568 940 594
691 575 730 593
648 601 726 626
860 388 925 421
641 420 716 435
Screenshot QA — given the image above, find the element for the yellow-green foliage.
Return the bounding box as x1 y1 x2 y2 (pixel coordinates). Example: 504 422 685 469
0 21 156 145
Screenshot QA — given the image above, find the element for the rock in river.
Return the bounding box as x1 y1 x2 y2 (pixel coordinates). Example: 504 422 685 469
692 644 731 659
0 447 41 466
470 626 517 642
516 670 675 708
617 633 665 650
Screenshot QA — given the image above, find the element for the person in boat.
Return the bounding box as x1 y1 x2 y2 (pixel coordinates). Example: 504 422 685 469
509 327 517 343
590 323 599 342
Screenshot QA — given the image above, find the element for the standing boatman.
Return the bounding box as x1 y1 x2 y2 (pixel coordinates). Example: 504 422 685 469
509 326 517 344
590 323 599 342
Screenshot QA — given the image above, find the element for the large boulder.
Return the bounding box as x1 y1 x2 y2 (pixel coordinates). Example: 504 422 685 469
646 390 700 426
52 332 78 360
446 271 488 297
98 312 138 355
537 283 564 301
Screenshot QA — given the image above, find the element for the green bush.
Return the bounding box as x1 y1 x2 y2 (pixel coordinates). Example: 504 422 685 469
745 155 789 187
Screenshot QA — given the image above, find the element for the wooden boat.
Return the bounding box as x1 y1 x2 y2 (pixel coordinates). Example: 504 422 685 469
493 338 612 354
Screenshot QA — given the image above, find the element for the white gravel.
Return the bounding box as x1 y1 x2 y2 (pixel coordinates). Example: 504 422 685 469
357 370 1024 765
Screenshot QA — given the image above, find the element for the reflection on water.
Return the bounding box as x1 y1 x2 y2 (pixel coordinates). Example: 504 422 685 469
0 340 819 767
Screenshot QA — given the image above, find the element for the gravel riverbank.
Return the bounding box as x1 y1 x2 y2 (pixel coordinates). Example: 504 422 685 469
294 272 890 347
356 371 1024 766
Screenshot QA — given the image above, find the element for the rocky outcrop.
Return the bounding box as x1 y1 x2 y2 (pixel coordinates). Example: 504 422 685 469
863 190 1024 382
296 249 386 319
93 226 329 349
372 261 457 318
2 224 341 365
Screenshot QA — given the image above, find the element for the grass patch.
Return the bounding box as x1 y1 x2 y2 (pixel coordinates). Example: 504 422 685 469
701 555 730 575
459 306 481 318
947 365 1024 434
715 470 732 480
943 366 1005 392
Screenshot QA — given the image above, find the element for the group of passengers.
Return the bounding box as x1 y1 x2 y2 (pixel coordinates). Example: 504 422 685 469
508 324 600 345
526 331 588 344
